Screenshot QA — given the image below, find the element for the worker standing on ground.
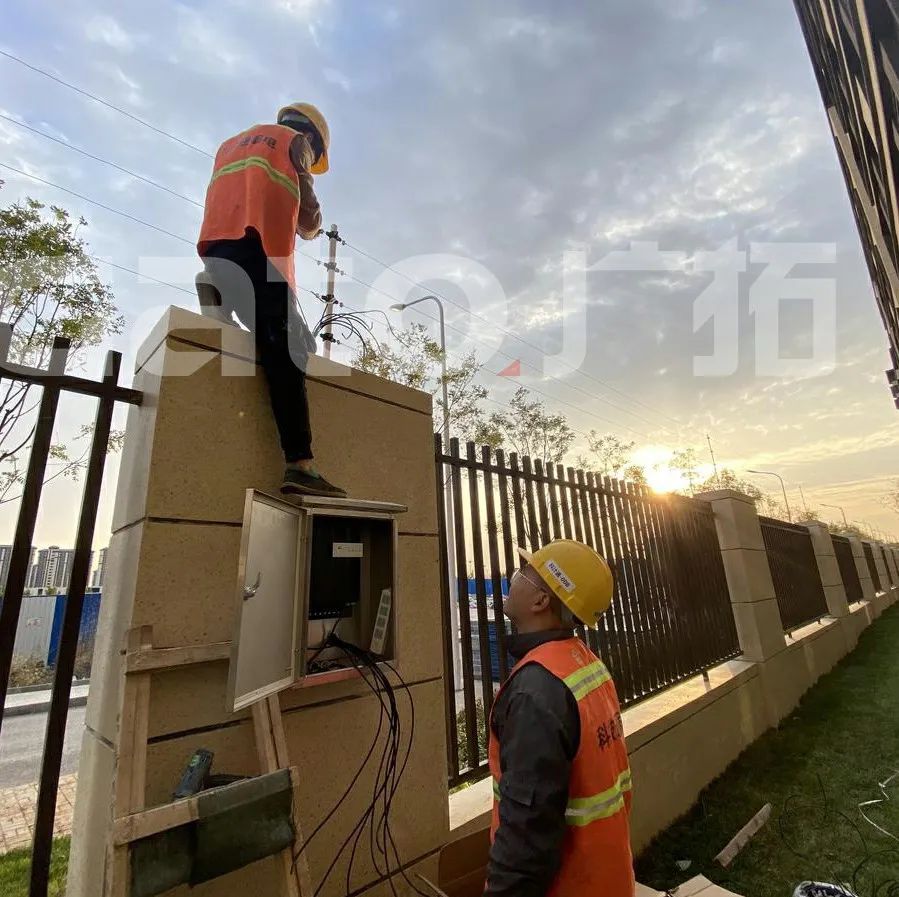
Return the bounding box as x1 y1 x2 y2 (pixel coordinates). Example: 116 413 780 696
487 539 634 897
196 102 346 498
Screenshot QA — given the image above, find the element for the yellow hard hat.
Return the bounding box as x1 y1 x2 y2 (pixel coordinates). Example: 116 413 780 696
276 102 330 174
518 539 614 626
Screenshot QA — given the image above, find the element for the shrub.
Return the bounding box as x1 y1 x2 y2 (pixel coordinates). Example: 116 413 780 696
9 657 52 687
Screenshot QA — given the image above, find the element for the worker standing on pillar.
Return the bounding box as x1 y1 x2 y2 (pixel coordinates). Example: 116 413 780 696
487 539 634 897
197 102 346 498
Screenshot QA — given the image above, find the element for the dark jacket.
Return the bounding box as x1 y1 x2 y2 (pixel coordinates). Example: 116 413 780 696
485 629 581 897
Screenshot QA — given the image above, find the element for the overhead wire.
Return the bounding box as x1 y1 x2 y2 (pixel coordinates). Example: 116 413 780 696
2 151 654 438
0 69 693 443
338 234 684 428
329 265 654 439
0 49 213 158
334 257 670 438
0 113 205 207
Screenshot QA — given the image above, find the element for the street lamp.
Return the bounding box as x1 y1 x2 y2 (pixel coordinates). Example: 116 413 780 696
747 469 792 522
819 501 849 528
390 296 462 688
390 296 448 446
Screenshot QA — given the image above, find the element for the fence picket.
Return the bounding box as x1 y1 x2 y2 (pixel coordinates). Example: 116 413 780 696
436 444 740 785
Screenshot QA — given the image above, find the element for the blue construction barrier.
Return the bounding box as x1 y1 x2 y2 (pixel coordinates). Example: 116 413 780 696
46 592 101 668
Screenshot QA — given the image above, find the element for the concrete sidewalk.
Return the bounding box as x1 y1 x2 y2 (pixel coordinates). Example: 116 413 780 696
3 682 90 717
0 774 77 854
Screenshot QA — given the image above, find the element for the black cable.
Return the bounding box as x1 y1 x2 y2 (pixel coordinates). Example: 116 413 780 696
330 639 430 897
0 162 196 245
292 648 387 872
308 646 395 897
0 113 205 206
0 49 213 157
306 617 342 669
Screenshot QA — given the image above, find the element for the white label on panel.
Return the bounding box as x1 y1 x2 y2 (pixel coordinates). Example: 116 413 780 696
333 542 364 558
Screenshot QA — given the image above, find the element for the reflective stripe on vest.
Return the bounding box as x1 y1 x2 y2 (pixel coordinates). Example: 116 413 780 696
491 767 632 827
562 659 611 700
209 155 300 200
564 768 632 826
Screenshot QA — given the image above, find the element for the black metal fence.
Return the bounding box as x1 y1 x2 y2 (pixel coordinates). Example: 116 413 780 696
863 542 882 593
0 325 141 897
758 517 828 631
436 437 740 786
832 534 864 605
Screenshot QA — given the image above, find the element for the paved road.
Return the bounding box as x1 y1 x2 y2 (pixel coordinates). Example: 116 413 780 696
0 706 85 787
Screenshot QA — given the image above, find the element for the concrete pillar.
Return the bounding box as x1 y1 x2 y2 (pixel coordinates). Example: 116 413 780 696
694 490 786 663
870 541 890 595
69 307 448 897
805 522 850 618
849 536 877 604
877 543 898 604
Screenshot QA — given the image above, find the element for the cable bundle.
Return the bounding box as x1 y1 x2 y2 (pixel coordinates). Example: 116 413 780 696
293 636 431 897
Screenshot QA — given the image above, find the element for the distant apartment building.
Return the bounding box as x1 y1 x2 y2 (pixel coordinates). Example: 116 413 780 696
794 0 899 406
0 544 34 594
91 547 108 589
26 546 93 592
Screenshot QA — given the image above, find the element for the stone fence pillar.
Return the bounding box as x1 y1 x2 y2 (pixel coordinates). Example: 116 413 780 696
805 522 850 619
694 490 786 663
849 536 877 604
69 307 448 897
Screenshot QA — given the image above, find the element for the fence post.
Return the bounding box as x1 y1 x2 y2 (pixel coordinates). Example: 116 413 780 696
871 541 891 599
883 545 899 601
805 521 857 651
694 490 786 663
849 536 877 608
805 522 849 619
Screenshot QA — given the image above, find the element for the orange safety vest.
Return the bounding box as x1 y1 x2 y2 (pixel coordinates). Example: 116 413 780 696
197 123 301 294
488 637 634 897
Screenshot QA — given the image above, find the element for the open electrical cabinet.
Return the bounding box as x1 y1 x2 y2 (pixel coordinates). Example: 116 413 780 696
227 491 407 712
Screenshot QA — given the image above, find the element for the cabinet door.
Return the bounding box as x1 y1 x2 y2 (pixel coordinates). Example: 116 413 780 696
228 492 304 711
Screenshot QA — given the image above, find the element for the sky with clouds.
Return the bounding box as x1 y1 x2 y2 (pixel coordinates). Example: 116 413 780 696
1 0 898 549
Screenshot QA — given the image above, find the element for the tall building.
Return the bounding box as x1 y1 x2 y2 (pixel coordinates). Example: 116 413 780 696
91 547 108 589
26 546 92 592
0 544 33 594
793 0 899 406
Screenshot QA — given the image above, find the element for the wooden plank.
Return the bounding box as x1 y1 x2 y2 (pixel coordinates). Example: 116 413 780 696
113 798 199 845
266 698 311 897
266 695 289 768
288 767 313 897
115 626 153 818
252 701 278 774
126 641 231 673
107 625 153 896
714 803 771 868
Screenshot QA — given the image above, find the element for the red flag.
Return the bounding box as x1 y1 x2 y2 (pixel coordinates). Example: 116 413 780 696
498 359 521 377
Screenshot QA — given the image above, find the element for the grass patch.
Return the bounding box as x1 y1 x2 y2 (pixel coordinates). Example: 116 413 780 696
0 838 69 897
635 605 899 896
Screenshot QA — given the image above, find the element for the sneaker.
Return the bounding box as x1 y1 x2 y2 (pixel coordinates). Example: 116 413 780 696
281 467 348 499
794 883 857 897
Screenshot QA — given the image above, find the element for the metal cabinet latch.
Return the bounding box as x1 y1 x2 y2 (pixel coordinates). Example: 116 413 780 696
243 572 261 601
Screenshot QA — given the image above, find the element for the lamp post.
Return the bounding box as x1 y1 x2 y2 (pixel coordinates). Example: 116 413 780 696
390 296 448 443
747 469 792 523
819 501 849 528
390 296 461 689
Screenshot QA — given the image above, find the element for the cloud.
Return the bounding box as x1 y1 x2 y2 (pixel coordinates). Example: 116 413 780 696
85 14 135 50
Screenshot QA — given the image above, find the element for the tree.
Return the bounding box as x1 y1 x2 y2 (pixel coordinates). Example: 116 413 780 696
486 387 575 466
668 448 700 495
695 467 762 499
885 480 899 516
352 323 497 445
0 194 124 502
576 433 648 484
586 433 634 475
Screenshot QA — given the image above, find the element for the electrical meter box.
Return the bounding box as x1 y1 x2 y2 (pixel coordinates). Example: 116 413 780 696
227 490 406 712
